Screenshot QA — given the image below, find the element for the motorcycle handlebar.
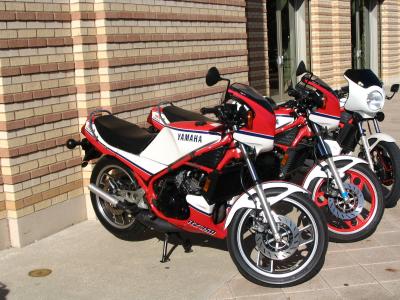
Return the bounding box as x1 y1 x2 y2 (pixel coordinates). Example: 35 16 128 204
200 106 220 115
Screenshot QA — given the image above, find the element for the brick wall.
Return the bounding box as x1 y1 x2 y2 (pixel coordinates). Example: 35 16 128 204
309 0 352 87
246 0 268 95
0 0 249 248
380 0 400 84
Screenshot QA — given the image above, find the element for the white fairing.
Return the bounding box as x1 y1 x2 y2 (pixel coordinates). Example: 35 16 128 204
141 126 221 165
339 97 346 108
324 139 342 156
224 182 309 229
302 156 368 189
276 115 295 128
151 110 170 125
368 133 396 150
86 121 221 175
85 121 166 174
344 75 386 118
233 130 274 155
186 195 214 215
309 111 340 130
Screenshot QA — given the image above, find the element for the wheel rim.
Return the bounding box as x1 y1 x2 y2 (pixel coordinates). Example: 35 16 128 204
313 169 378 234
371 145 395 187
236 198 319 279
95 164 136 229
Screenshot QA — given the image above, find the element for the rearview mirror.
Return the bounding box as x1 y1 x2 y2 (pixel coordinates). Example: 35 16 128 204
390 84 399 93
206 67 221 87
296 61 307 77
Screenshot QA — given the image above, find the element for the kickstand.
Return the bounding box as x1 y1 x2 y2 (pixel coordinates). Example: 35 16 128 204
160 233 193 263
160 233 171 263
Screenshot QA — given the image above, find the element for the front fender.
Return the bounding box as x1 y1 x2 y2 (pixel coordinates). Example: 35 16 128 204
224 181 309 229
368 133 396 150
302 156 368 189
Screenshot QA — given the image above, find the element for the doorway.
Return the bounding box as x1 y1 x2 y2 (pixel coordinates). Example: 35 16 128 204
352 0 379 71
267 0 310 101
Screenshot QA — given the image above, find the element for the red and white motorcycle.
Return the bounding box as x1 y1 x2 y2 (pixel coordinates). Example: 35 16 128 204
148 65 384 243
66 69 328 287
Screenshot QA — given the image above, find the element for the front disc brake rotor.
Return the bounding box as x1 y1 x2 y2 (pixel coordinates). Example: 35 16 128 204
328 182 364 220
255 215 300 260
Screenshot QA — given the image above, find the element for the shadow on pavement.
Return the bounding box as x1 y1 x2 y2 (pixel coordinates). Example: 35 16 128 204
0 282 9 300
118 227 228 252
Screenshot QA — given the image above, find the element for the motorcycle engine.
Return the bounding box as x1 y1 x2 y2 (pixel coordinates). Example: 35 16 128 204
154 169 206 220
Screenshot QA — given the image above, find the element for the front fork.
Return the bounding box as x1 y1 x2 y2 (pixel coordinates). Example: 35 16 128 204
310 122 350 201
238 142 281 241
358 121 375 171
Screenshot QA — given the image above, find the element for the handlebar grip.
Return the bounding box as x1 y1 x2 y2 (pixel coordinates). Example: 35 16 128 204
200 107 219 115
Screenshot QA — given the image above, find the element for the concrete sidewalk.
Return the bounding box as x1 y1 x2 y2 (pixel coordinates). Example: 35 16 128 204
1 205 400 299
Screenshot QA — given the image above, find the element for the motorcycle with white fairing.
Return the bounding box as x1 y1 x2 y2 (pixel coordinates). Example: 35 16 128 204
332 70 400 207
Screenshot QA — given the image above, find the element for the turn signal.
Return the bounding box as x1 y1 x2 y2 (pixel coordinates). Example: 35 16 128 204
247 111 254 129
320 96 326 109
281 153 289 166
203 178 211 192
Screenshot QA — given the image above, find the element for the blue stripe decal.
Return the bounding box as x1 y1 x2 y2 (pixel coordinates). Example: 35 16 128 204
311 111 341 120
86 126 154 175
107 147 154 175
237 130 274 140
169 126 221 136
152 117 221 136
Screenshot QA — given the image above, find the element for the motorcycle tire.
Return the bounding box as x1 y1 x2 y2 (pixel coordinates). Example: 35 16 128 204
370 141 400 208
227 190 328 287
90 156 145 239
308 163 384 243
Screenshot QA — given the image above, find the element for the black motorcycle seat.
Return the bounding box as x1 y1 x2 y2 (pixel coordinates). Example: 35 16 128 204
94 115 156 155
163 105 214 123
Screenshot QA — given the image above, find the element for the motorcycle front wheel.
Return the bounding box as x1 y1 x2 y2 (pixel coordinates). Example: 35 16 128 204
227 190 328 287
309 163 384 242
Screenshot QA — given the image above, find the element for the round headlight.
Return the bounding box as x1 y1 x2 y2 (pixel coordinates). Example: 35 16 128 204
367 91 384 111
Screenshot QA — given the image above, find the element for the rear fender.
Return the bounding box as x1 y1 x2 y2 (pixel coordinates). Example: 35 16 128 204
224 182 309 229
302 156 368 189
368 133 396 150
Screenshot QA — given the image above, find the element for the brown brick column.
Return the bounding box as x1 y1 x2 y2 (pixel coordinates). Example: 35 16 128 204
0 0 85 248
309 0 352 87
246 0 269 95
380 0 400 84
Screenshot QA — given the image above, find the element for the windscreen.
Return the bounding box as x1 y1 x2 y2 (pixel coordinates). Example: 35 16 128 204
344 69 382 88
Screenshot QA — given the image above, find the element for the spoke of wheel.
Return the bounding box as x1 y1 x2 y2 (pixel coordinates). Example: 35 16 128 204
299 224 312 232
344 220 353 228
257 250 261 267
269 259 274 273
300 237 314 247
356 215 364 224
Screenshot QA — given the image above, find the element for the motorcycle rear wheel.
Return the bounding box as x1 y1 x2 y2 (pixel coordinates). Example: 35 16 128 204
227 190 328 287
90 156 145 239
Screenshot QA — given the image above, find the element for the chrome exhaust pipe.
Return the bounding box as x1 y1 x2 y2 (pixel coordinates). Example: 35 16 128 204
88 184 182 233
88 183 120 206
